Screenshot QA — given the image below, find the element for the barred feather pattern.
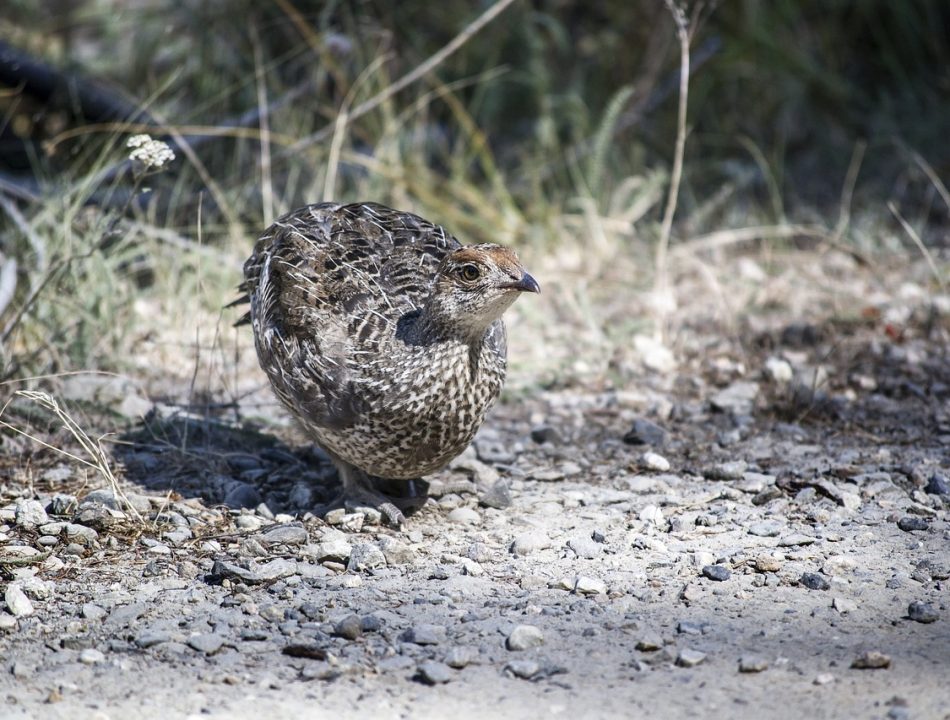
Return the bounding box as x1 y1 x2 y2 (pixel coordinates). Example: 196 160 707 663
240 202 515 479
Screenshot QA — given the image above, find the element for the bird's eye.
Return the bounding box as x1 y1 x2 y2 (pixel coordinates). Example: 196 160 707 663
459 264 481 281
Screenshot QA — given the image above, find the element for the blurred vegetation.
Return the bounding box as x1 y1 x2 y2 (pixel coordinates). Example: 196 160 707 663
0 0 948 382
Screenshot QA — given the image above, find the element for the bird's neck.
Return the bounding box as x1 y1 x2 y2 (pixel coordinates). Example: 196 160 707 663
402 297 491 347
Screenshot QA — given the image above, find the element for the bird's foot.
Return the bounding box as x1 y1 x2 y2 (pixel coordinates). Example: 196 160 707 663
314 485 407 527
348 487 406 527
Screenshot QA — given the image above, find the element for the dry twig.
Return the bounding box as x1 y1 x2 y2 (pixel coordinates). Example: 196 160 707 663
654 0 692 304
888 202 946 292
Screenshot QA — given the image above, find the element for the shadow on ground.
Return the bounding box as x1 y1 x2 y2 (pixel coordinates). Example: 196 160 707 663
114 410 431 519
114 410 339 514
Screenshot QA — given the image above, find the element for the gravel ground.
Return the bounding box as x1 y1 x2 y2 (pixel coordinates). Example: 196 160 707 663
2 290 949 720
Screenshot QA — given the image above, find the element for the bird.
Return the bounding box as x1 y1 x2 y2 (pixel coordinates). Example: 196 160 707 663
235 201 539 525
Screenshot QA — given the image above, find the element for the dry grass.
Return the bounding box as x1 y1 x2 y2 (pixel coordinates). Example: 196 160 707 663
0 390 142 521
0 0 947 476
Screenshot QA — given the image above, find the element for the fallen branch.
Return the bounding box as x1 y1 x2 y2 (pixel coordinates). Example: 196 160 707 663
0 39 151 123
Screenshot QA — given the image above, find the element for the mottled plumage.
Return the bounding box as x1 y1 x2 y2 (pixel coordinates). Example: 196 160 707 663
237 202 538 524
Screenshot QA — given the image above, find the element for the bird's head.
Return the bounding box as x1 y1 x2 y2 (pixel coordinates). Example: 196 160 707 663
425 243 539 338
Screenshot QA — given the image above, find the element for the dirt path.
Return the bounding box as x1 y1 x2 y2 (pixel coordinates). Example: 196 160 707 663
2 294 948 720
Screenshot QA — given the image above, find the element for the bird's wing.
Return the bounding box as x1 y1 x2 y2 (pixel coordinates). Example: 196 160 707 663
242 202 460 429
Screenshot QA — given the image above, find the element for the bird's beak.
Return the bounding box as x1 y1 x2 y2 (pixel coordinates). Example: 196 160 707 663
501 272 541 294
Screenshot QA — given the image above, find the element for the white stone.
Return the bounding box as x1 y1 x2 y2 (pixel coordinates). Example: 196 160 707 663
765 357 794 383
639 505 665 527
4 584 34 617
822 555 857 576
641 452 671 472
79 649 106 665
832 597 857 614
633 335 677 374
510 531 552 556
574 576 608 595
447 507 481 525
506 624 544 651
14 500 48 529
13 574 52 600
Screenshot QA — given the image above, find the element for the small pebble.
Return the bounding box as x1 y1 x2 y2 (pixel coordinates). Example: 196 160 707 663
4 584 34 617
641 452 671 472
821 555 856 576
800 572 830 591
505 660 540 679
82 604 108 621
135 631 171 648
340 512 367 532
567 536 603 559
710 381 759 416
377 537 414 565
360 615 382 633
446 507 481 525
574 576 608 595
636 632 663 651
738 656 769 673
333 614 363 640
346 544 386 572
506 624 544 651
702 565 731 582
623 418 669 447
851 651 891 669
510 531 551 556
907 601 939 624
445 646 479 669
638 505 665 526
676 648 707 667
260 525 308 546
311 536 353 563
530 425 562 444
755 556 783 573
403 624 446 646
323 508 347 525
704 460 748 481
14 499 49 529
416 661 453 685
531 468 564 482
78 649 106 665
832 597 857 614
16 576 51 600
676 621 704 636
813 672 835 685
62 543 86 557
187 634 225 655
924 473 949 496
764 357 793 383
897 516 929 532
752 487 784 505
748 520 782 537
478 479 512 509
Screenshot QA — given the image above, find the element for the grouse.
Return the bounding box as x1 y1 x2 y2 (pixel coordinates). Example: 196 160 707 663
236 202 539 524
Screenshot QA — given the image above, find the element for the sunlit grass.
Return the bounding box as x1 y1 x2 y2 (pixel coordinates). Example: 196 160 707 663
0 0 947 402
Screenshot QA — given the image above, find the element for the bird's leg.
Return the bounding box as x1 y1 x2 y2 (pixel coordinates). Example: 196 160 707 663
319 460 407 526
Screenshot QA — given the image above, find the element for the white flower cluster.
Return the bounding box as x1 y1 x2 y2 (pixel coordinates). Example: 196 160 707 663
126 134 175 170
